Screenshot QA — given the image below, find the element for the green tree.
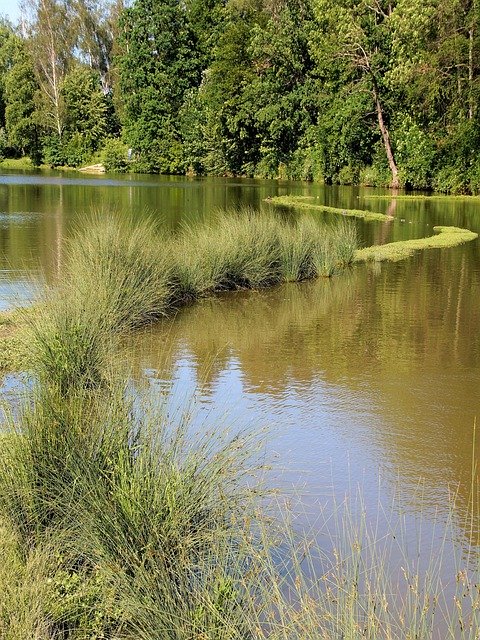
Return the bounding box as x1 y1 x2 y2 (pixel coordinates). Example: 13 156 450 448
61 64 110 165
311 0 402 187
24 0 75 138
193 0 264 175
116 0 201 173
247 0 317 177
4 35 40 161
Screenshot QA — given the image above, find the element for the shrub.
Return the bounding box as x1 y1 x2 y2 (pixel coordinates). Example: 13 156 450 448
62 132 90 167
100 137 130 173
42 134 64 168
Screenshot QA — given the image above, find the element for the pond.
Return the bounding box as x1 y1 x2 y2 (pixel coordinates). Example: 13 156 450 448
1 168 479 577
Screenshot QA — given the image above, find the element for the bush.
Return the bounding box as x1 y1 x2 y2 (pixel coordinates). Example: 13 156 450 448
42 134 64 168
62 132 90 167
337 164 360 185
393 115 436 189
101 137 130 173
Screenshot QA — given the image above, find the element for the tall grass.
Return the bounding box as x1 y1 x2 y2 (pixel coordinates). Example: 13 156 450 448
26 209 356 391
0 382 265 638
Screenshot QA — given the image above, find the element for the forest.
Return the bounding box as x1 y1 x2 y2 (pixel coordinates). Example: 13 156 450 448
1 0 480 192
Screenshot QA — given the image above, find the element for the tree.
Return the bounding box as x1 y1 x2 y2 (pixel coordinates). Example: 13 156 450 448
68 0 114 89
192 0 264 175
246 0 317 176
4 34 40 161
311 0 401 187
61 64 110 164
116 0 201 173
22 0 74 137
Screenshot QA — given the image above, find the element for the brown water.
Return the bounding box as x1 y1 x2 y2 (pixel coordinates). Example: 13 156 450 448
1 168 479 563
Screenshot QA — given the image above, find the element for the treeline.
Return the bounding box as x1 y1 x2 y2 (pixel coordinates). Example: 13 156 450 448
1 0 480 192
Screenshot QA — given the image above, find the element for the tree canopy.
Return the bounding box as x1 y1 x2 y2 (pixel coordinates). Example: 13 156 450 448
0 0 479 192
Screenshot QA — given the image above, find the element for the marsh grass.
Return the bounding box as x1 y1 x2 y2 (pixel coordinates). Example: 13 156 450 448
24 209 356 390
65 215 173 331
0 380 267 638
0 378 478 638
1 209 478 638
266 195 392 222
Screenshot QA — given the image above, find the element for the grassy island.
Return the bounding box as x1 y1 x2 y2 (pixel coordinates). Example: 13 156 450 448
265 195 392 222
354 226 478 263
362 194 480 201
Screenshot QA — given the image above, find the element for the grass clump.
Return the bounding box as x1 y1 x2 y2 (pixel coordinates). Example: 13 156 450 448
266 194 392 222
65 215 172 332
354 225 478 263
173 211 283 298
0 310 29 372
0 381 264 639
22 210 356 388
173 210 357 300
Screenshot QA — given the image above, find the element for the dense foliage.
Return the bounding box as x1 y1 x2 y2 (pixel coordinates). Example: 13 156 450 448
1 0 480 191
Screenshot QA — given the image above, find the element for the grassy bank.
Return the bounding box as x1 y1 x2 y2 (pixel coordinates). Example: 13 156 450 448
22 210 357 390
0 211 356 377
354 226 478 263
265 195 392 222
3 214 479 375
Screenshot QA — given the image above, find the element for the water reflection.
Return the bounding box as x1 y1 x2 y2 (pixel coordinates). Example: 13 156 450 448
128 248 479 548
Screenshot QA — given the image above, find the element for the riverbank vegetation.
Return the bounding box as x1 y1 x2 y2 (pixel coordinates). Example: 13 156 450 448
2 209 479 374
0 210 356 377
2 0 480 192
0 213 478 637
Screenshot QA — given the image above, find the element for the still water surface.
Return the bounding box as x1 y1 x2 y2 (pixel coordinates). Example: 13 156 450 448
1 168 479 564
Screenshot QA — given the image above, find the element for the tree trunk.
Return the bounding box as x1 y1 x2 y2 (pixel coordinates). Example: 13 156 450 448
372 80 399 189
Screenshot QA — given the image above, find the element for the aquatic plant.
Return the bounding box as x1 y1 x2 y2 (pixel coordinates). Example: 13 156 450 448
265 195 392 222
23 210 356 390
354 226 478 263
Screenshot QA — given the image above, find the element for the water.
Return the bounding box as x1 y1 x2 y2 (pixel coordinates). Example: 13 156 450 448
1 169 479 565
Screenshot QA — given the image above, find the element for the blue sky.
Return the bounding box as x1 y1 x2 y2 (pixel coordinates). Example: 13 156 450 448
1 0 22 23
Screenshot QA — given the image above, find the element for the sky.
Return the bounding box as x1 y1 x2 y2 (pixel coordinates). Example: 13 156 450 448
0 0 22 23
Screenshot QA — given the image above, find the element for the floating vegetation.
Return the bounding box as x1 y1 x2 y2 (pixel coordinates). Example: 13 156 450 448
265 194 392 222
354 226 478 263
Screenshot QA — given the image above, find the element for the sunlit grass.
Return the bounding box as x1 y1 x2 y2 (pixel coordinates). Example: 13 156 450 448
354 226 478 263
0 208 478 639
266 194 392 222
